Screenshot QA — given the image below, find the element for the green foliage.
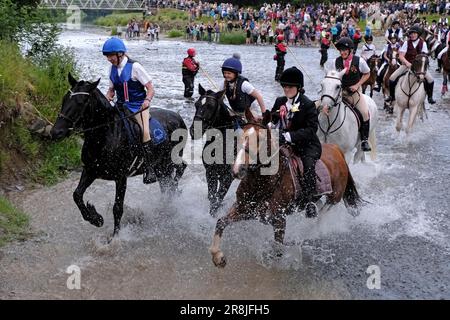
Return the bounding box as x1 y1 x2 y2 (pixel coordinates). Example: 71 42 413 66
35 137 81 185
219 31 246 45
0 195 30 246
111 26 118 36
95 12 143 27
167 29 184 38
11 120 40 158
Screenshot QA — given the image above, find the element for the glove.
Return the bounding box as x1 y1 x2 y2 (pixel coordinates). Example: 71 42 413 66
263 110 271 121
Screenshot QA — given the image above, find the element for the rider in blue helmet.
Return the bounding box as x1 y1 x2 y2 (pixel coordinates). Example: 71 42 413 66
220 53 268 120
103 37 157 184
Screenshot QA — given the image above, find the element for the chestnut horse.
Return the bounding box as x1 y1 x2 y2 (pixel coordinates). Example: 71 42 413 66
362 55 380 98
383 48 400 113
209 111 362 267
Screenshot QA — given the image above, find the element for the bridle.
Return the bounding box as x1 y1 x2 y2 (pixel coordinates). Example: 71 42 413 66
318 75 349 142
58 89 91 128
193 94 222 131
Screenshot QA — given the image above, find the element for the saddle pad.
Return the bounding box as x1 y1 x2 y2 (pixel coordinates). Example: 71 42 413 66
280 146 333 199
149 117 167 145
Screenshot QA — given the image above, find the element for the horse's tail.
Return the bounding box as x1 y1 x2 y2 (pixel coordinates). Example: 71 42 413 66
343 169 361 208
369 128 377 161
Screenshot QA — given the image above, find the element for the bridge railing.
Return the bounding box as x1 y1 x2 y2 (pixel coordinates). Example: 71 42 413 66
39 0 148 10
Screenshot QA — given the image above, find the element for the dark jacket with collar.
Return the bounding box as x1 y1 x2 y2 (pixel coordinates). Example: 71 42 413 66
271 93 322 159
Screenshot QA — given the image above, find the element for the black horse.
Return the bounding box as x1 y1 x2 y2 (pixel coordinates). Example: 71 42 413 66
51 73 187 236
189 84 243 216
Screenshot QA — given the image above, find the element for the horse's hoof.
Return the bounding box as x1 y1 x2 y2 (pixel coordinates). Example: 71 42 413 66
212 252 227 268
89 214 104 228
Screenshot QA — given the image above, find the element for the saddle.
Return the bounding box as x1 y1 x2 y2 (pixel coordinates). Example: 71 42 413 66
280 146 332 199
115 105 168 145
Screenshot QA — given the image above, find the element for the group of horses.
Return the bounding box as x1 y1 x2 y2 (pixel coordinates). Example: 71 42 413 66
51 52 436 266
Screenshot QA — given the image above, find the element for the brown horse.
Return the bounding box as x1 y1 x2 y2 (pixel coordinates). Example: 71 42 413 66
441 51 450 97
362 55 380 98
209 111 362 268
383 49 400 113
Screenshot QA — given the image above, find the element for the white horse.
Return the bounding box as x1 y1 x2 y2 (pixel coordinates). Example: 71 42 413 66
393 54 428 134
317 70 378 164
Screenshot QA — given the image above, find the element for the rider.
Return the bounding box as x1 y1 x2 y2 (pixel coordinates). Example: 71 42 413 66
319 32 331 68
220 53 268 120
269 67 322 218
385 20 404 43
374 33 401 92
385 25 436 105
436 29 450 70
103 37 157 184
182 48 200 98
333 37 372 152
360 34 377 62
274 34 287 81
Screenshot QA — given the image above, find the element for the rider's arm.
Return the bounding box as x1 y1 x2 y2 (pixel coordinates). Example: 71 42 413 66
106 82 115 101
243 81 267 113
249 89 267 113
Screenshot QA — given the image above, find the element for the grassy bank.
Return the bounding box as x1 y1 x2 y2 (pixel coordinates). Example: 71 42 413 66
0 195 29 246
0 40 81 186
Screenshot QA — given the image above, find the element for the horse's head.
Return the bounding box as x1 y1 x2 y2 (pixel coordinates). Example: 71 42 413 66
319 69 346 113
189 84 225 139
411 54 429 82
50 73 100 140
369 55 380 72
232 111 272 180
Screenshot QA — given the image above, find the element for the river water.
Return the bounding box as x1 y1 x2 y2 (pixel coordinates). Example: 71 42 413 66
0 28 449 299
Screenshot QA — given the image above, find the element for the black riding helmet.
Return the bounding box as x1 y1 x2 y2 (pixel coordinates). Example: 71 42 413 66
364 34 373 41
408 25 422 35
279 67 304 88
336 37 354 50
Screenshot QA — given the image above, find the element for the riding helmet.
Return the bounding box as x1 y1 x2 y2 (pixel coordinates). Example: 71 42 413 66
279 67 304 88
102 37 127 55
222 53 242 74
187 48 196 57
364 34 373 41
335 37 354 50
277 34 284 42
408 25 422 35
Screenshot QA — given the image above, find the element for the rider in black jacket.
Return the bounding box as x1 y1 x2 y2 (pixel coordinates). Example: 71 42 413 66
270 67 322 218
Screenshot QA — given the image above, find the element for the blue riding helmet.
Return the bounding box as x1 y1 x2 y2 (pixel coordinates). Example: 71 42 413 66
102 37 127 55
222 56 242 74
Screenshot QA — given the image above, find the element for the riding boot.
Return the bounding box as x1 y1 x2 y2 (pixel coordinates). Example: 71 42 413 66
142 140 157 184
301 165 318 218
425 81 436 104
385 79 397 102
360 120 371 152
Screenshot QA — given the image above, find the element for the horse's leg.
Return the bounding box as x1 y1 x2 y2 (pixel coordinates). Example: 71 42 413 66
213 166 234 216
406 105 419 135
270 214 286 258
205 165 220 216
73 169 104 227
112 176 127 236
396 105 405 132
210 204 243 268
